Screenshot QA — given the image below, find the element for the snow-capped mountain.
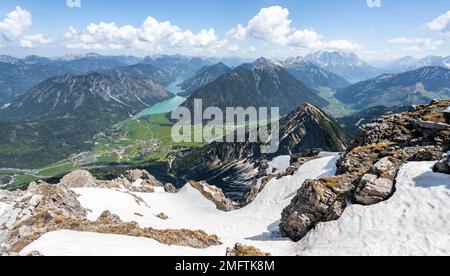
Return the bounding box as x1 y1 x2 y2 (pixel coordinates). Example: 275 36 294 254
0 55 19 64
282 56 350 90
305 51 383 83
385 55 450 73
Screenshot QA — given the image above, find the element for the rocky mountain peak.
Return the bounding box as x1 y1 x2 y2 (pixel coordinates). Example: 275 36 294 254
250 57 283 70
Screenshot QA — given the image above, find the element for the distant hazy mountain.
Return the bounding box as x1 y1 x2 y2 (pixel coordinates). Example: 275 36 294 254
0 55 20 64
0 55 159 102
337 105 411 136
53 54 127 73
179 62 232 97
0 62 76 102
335 66 450 109
305 51 383 83
141 55 215 79
0 72 173 168
3 72 171 121
16 55 52 65
183 58 328 116
173 103 349 200
282 57 350 91
383 56 450 73
108 63 174 86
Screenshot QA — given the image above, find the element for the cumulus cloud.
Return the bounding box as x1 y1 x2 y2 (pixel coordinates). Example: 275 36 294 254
65 17 230 54
0 6 53 48
427 10 450 34
227 6 362 51
20 33 54 48
0 6 32 41
389 37 443 51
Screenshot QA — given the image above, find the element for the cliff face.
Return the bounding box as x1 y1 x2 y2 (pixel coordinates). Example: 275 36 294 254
280 99 450 241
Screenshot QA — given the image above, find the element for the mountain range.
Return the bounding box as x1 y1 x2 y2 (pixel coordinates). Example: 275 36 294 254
179 62 232 97
141 55 216 79
0 71 173 168
305 51 383 83
382 55 450 73
0 54 130 102
281 57 351 91
336 66 450 109
183 58 329 116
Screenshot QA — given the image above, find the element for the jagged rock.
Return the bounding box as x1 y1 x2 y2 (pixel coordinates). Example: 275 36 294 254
60 170 98 188
280 176 355 241
156 213 169 220
444 106 450 123
26 251 42 257
434 154 450 174
60 169 164 193
27 182 87 219
372 157 395 176
164 183 177 193
124 170 163 189
189 181 238 211
354 174 394 205
226 243 271 256
280 99 450 242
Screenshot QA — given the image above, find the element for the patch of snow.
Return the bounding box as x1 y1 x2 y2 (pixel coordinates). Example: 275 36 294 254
0 103 11 110
355 118 365 126
295 161 450 256
21 230 221 256
153 187 165 193
0 202 11 217
266 155 291 174
131 179 142 188
22 155 340 256
444 106 450 113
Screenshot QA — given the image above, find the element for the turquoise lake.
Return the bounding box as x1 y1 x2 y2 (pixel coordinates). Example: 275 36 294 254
138 79 187 117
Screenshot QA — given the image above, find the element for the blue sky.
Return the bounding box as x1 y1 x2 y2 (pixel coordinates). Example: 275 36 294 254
0 0 449 60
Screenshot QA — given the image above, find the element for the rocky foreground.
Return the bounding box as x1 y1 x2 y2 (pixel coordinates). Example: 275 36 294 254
0 100 449 256
0 170 227 255
280 99 450 241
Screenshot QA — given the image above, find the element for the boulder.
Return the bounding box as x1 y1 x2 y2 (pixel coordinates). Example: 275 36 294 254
444 106 450 124
189 181 238 211
354 174 394 205
434 154 450 174
60 170 97 188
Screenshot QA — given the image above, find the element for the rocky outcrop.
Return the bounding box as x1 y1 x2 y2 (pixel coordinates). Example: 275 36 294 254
0 170 223 255
189 181 239 211
280 99 450 241
434 153 450 174
61 169 165 193
226 243 271 256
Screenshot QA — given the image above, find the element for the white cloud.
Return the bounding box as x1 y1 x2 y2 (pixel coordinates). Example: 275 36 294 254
65 17 231 54
389 37 443 51
20 33 54 48
227 6 362 52
0 6 53 48
427 10 450 34
0 6 32 41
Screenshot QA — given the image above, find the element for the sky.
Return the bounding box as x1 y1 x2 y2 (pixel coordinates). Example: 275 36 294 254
0 0 449 60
